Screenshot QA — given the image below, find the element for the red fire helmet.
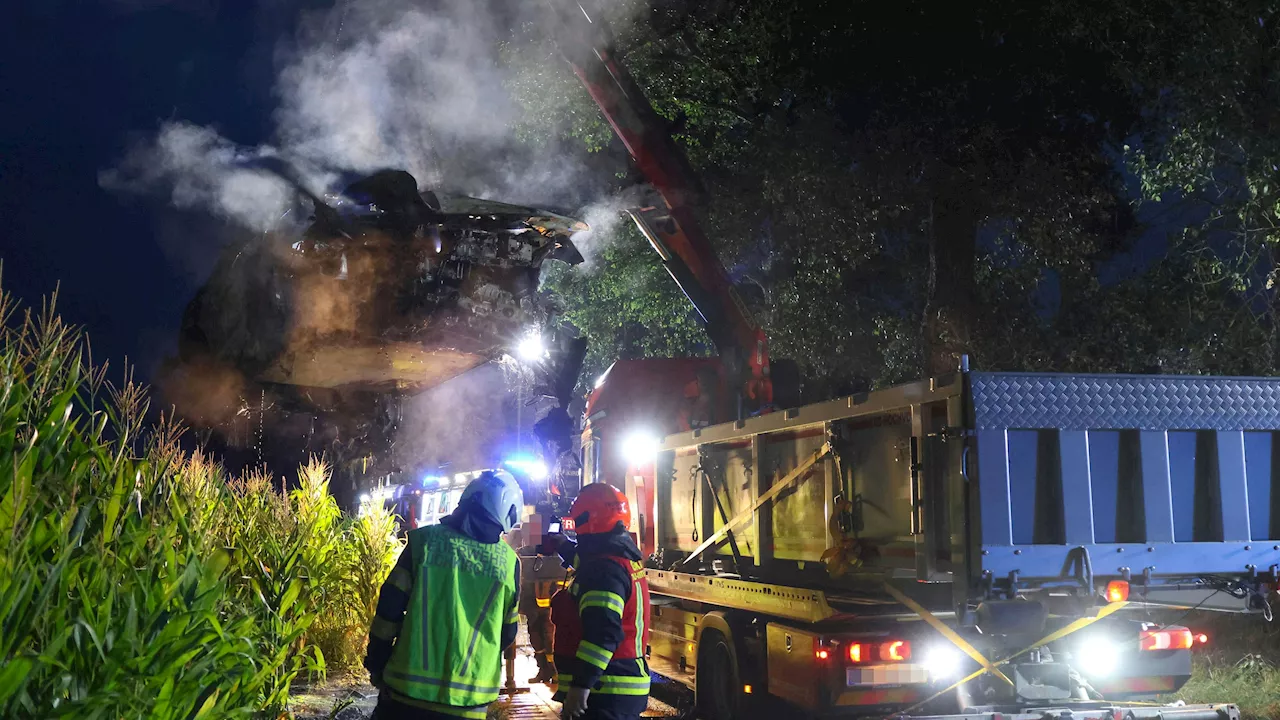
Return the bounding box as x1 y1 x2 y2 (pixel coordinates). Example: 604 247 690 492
570 482 630 535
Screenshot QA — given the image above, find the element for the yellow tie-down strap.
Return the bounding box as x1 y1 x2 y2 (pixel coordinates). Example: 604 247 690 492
881 583 1014 688
881 581 1130 719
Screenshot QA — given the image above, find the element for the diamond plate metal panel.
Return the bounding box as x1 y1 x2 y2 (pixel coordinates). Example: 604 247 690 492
971 372 1280 430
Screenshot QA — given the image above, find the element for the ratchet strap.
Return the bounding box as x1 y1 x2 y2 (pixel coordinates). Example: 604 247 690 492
822 498 867 578
881 594 1130 719
882 583 1013 687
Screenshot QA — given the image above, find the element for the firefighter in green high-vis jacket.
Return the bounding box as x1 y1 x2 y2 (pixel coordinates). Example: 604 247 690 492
364 470 523 720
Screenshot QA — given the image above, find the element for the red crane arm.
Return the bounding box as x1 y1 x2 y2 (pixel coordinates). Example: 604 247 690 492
546 0 773 406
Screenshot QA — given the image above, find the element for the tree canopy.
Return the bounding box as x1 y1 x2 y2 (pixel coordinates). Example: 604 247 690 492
507 0 1280 398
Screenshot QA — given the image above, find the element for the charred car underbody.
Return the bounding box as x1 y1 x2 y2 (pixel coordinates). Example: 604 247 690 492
162 169 588 487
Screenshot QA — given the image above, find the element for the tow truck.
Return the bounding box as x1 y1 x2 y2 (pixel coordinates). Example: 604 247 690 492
537 2 1270 718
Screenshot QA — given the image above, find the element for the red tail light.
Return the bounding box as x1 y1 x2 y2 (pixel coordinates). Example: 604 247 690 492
1195 632 1209 645
846 640 911 663
881 640 911 662
816 648 831 660
1140 628 1193 651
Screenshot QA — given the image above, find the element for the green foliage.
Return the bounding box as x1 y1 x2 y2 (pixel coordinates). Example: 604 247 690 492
306 487 402 673
1060 0 1280 376
0 290 400 718
1164 611 1280 720
509 0 1182 393
0 296 265 719
542 224 712 394
1175 656 1280 720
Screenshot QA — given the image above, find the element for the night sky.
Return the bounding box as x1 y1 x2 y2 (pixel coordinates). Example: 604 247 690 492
2 1 311 383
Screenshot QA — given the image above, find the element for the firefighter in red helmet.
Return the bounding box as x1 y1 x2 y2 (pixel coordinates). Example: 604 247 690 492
540 483 650 720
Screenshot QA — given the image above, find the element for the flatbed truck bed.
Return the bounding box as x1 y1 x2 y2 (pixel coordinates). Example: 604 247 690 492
607 368 1280 719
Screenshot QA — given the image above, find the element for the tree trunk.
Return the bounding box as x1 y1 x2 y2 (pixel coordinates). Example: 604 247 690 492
922 181 980 377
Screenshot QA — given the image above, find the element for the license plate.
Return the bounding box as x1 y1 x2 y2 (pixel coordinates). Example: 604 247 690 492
847 664 928 687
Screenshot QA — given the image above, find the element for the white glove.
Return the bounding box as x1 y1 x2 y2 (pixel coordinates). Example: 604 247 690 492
561 686 590 718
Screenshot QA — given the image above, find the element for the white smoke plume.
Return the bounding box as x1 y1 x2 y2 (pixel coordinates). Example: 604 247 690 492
100 0 634 229
276 0 511 185
561 183 657 269
100 123 297 233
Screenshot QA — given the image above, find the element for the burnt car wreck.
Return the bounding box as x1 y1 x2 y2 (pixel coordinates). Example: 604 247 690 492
162 169 588 486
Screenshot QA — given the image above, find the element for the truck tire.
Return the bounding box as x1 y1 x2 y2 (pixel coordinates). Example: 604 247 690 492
696 629 743 720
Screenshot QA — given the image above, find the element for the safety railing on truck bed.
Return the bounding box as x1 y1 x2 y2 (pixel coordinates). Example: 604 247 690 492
970 372 1280 596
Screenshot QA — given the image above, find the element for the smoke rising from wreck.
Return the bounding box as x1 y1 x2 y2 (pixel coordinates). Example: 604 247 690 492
101 0 647 484
566 184 655 270
396 363 553 473
103 0 621 228
100 123 302 233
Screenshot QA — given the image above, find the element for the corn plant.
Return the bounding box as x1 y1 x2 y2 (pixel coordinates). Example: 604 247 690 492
346 501 402 621
0 289 402 717
0 297 270 718
304 468 402 672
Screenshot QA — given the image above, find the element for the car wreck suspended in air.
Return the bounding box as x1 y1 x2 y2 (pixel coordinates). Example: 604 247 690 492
161 168 589 476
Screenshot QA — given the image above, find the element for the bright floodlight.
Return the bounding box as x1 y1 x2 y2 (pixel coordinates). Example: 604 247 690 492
621 430 661 465
1074 637 1118 677
922 645 963 681
517 333 545 362
359 493 372 503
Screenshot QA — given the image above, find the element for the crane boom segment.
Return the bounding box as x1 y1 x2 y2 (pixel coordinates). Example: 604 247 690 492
547 0 772 405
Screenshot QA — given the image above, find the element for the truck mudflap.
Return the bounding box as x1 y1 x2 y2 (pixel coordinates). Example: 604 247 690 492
889 703 1240 720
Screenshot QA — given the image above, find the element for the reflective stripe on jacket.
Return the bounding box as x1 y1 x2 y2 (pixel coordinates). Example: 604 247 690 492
383 524 518 707
551 553 651 707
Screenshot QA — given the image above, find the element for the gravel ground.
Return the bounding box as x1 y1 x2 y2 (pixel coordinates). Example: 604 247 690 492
293 624 686 720
291 677 379 720
292 671 683 720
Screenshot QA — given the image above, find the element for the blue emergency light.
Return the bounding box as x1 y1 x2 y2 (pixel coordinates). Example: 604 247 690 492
502 455 549 481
